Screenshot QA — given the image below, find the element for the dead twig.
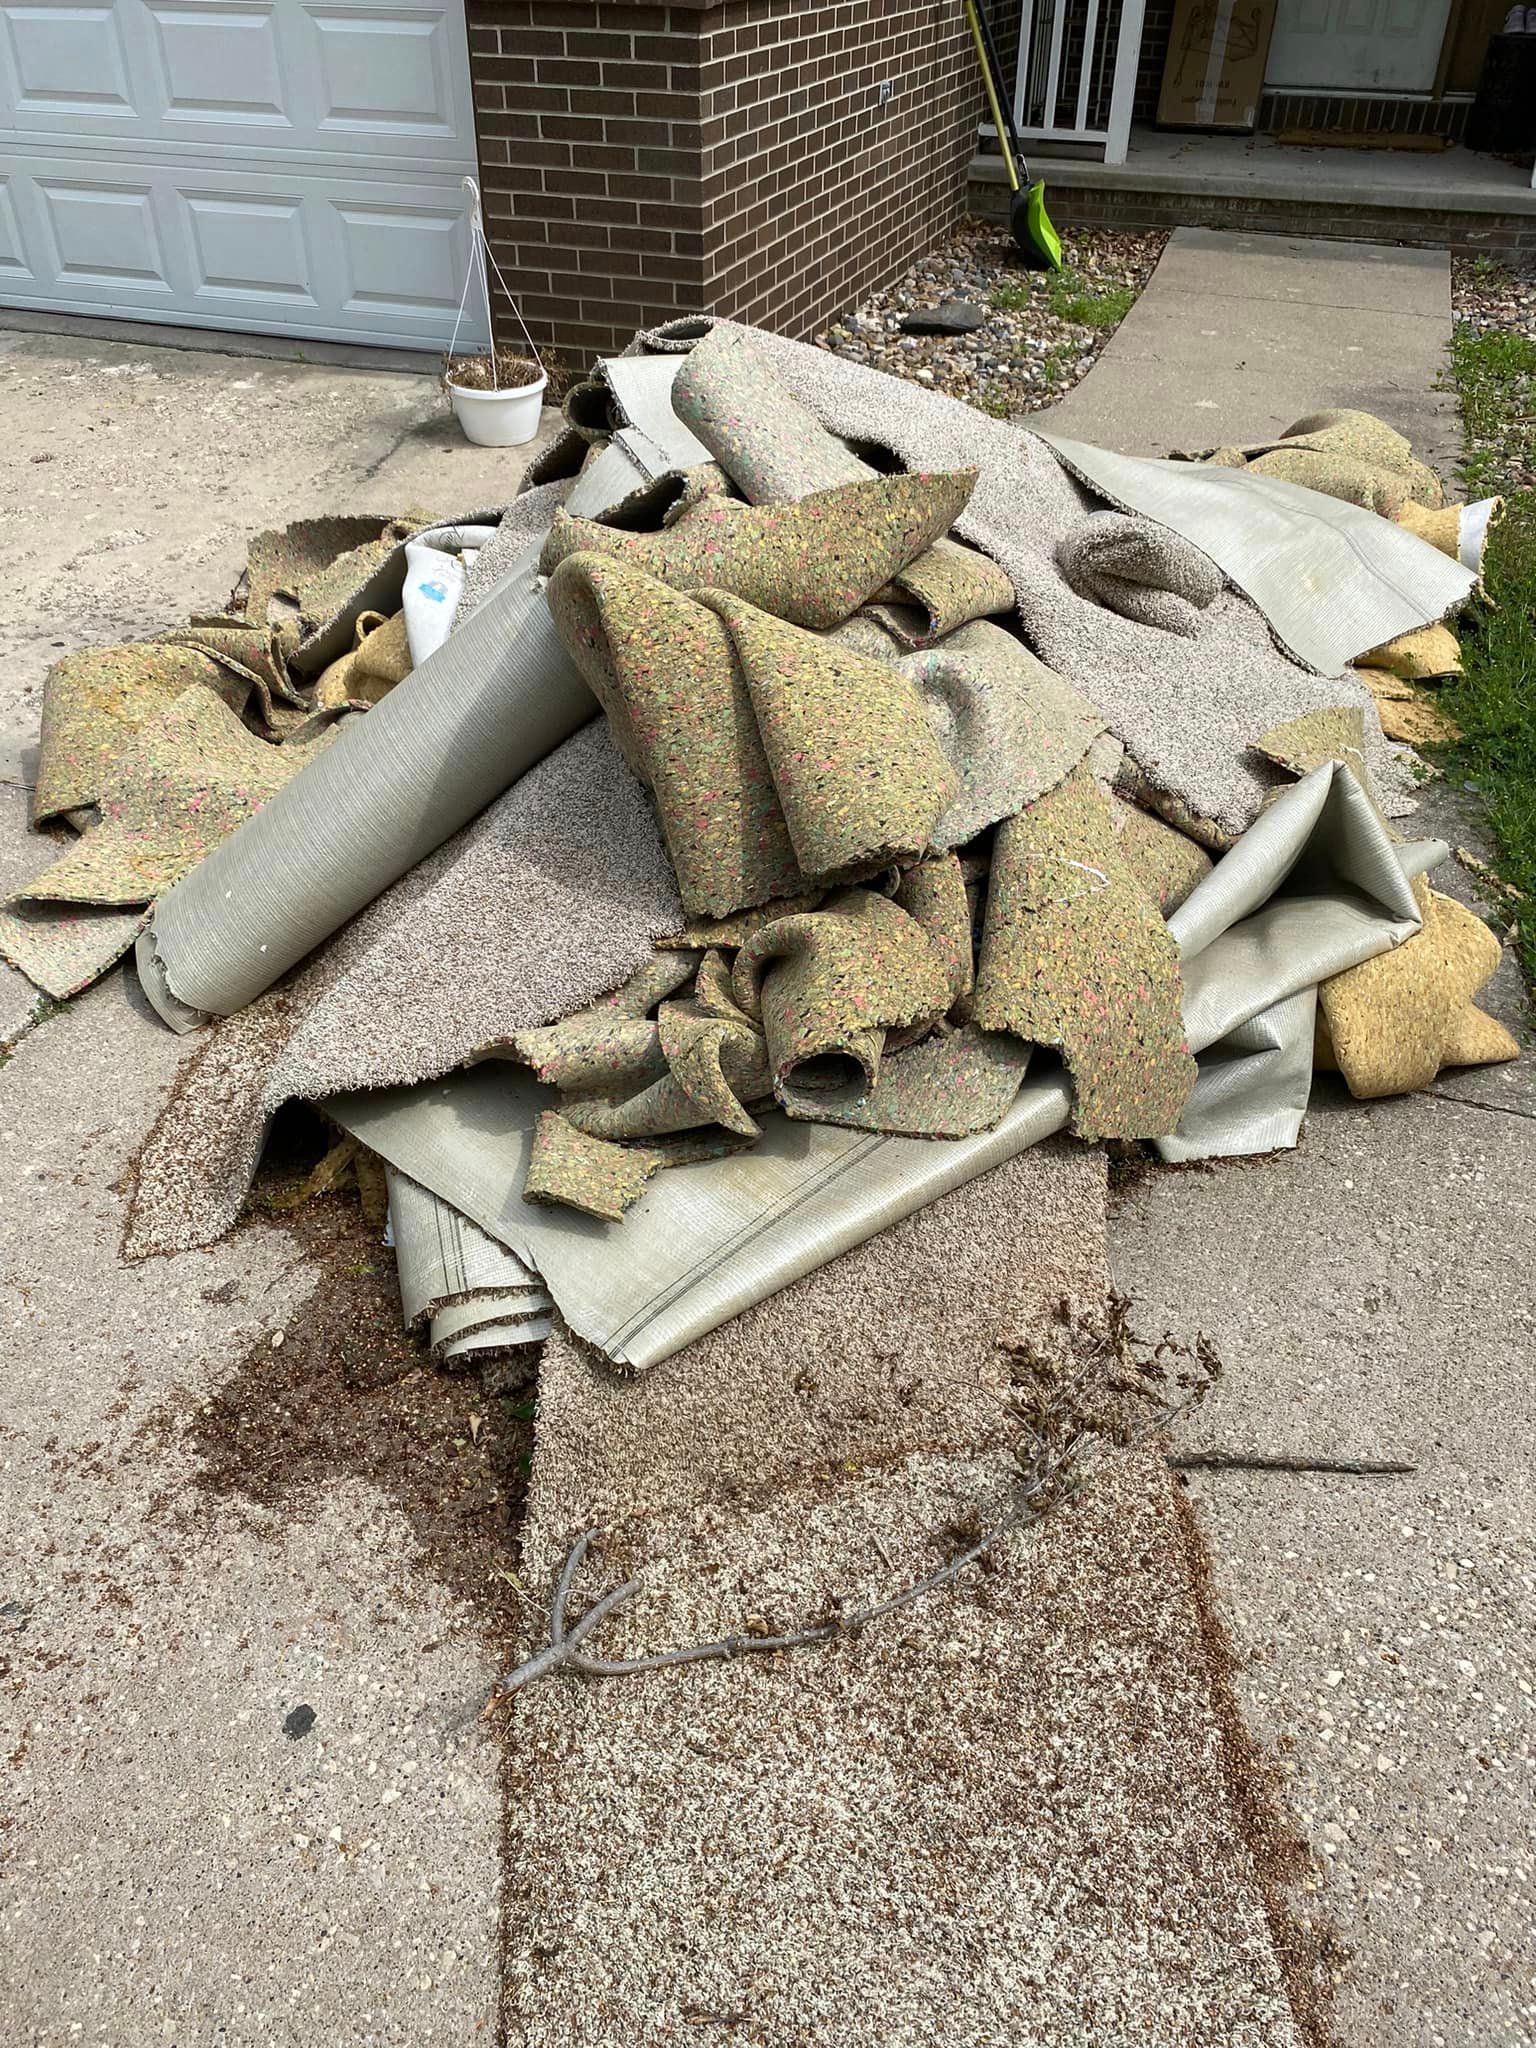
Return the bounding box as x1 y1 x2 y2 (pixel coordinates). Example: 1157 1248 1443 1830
1169 1453 1416 1476
471 1295 1223 1707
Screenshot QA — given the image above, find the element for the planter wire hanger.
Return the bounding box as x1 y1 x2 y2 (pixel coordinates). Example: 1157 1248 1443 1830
446 175 547 391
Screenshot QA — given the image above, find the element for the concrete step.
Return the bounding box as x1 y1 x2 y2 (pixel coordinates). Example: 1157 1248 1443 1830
971 129 1536 257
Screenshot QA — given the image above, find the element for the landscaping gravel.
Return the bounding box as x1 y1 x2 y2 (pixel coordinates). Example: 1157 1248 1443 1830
817 221 1167 418
1452 250 1536 340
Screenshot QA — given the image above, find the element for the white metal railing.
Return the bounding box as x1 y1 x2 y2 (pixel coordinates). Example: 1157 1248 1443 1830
1007 0 1147 166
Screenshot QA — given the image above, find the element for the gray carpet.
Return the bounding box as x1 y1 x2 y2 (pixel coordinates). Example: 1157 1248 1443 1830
127 719 681 1256
650 320 1431 840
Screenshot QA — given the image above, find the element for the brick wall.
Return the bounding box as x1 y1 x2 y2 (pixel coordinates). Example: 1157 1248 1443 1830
467 0 974 359
1133 2 1173 122
700 1 972 337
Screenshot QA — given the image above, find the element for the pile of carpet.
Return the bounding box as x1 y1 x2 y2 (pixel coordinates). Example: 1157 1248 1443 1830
8 314 1521 2042
1 510 482 1000
2 317 1516 1360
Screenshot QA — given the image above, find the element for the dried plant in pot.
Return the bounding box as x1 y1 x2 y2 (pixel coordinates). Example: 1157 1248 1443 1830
444 178 549 447
444 347 547 447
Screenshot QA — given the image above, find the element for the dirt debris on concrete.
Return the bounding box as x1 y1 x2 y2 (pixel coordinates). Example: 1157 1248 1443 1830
0 967 507 2043
1171 1477 1350 2048
817 221 1167 417
132 1109 537 1631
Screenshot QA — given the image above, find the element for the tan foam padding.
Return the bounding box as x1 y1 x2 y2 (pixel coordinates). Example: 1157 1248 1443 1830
540 468 978 631
975 764 1194 1141
1318 879 1519 1097
1394 501 1463 559
15 688 336 909
1110 796 1216 915
1354 666 1461 747
1360 621 1462 681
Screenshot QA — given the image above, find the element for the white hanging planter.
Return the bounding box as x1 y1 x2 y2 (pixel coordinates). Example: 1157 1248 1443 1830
447 368 548 446
445 178 549 449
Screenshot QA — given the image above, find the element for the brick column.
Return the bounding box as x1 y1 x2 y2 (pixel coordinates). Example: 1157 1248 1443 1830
467 0 974 360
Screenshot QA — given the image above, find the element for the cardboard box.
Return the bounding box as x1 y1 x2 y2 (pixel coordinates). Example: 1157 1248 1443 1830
1157 0 1279 131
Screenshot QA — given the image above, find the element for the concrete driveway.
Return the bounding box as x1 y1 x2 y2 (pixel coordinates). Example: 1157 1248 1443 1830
0 325 559 2045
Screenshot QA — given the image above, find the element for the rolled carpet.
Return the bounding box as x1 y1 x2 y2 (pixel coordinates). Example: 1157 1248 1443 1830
386 1167 552 1363
137 486 588 1025
1055 509 1223 637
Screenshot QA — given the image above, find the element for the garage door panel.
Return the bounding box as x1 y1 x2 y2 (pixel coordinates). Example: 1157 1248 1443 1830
0 174 34 277
1 4 137 119
184 189 315 303
38 175 175 289
147 2 292 130
333 195 462 315
1 0 474 162
307 8 456 139
0 150 486 344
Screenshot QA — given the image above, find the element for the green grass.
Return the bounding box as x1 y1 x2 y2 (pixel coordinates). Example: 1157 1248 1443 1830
1047 274 1137 328
988 267 1137 331
1437 495 1536 985
1438 305 1536 987
1449 324 1536 495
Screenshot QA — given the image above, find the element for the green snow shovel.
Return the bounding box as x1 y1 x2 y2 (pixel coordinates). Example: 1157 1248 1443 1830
964 0 1063 272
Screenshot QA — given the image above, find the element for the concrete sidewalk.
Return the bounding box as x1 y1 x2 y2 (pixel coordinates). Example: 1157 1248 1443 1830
0 333 562 2044
1043 229 1536 2048
1041 225 1463 472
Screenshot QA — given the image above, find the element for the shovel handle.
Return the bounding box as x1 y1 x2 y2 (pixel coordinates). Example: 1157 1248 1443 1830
964 0 1020 195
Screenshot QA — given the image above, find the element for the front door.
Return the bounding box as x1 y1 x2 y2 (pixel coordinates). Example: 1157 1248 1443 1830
1265 0 1455 93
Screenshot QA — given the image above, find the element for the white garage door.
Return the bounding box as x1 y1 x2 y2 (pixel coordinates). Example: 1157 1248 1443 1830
0 0 486 348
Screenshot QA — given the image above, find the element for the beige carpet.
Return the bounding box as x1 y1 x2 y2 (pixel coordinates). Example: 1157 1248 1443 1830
501 1141 1308 2046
